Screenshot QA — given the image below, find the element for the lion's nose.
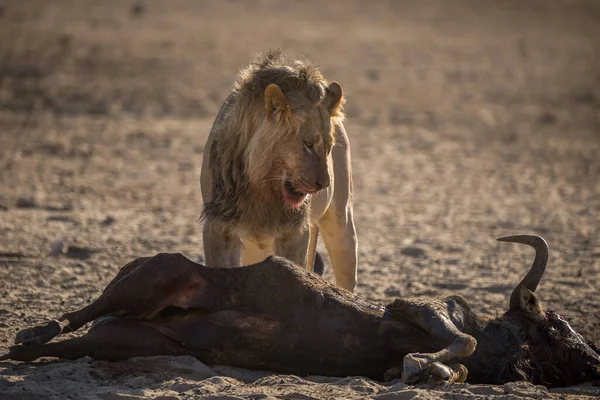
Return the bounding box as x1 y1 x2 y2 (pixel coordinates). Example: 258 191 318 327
315 178 329 191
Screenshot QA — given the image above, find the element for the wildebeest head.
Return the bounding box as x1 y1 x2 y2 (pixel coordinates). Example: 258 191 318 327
498 235 600 387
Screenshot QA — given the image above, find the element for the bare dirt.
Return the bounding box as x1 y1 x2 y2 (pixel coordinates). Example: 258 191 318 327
0 0 599 399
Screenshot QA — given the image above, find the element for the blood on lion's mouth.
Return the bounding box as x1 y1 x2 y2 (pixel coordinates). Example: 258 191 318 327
283 180 307 208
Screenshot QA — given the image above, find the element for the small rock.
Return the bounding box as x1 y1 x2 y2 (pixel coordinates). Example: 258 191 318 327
101 215 116 226
16 196 37 208
365 69 380 82
537 112 557 125
47 215 76 223
400 246 427 259
384 287 402 297
50 240 66 256
130 2 145 17
0 251 26 258
44 203 73 212
379 253 392 262
36 278 48 288
169 382 196 393
64 245 100 259
503 381 549 398
374 390 419 400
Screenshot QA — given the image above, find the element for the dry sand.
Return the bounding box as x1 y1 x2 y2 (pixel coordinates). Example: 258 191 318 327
0 0 599 398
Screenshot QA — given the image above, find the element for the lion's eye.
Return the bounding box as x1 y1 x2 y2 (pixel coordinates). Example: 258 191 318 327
304 141 314 149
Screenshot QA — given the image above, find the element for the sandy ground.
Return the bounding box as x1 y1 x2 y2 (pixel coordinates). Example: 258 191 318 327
0 0 599 398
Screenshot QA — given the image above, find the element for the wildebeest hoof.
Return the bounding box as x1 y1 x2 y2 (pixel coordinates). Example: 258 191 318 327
401 354 469 385
14 320 62 346
401 353 431 384
427 362 468 383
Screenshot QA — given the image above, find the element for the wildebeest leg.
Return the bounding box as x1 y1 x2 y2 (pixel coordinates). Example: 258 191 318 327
385 299 476 384
2 309 281 364
2 318 188 362
13 253 211 347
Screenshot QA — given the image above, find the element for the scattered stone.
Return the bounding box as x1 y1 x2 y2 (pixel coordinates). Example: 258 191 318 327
379 252 392 262
466 385 504 395
44 203 73 212
537 112 557 125
50 240 66 256
169 381 196 393
378 380 407 394
101 215 116 226
101 394 145 400
0 251 26 258
47 215 77 223
504 381 550 399
64 245 101 259
365 69 380 82
433 282 468 290
130 2 145 17
373 390 419 400
400 246 427 259
16 196 37 208
384 287 402 297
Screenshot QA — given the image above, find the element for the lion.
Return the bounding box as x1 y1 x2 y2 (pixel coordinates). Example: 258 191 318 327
200 49 358 291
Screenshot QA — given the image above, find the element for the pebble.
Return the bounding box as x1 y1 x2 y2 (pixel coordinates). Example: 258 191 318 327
400 246 427 259
50 240 66 256
16 196 37 208
102 215 116 226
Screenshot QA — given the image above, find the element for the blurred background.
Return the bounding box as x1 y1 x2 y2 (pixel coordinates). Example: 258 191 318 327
0 0 599 346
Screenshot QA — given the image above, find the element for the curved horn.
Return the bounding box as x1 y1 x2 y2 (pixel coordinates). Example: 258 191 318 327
497 235 549 309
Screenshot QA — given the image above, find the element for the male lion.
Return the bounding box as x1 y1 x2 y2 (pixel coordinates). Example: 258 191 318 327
200 50 357 291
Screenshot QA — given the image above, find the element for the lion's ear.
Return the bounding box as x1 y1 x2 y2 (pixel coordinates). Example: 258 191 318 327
324 82 344 117
264 84 290 119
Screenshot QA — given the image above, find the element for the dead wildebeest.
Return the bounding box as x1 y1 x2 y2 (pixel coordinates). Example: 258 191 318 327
1 235 599 387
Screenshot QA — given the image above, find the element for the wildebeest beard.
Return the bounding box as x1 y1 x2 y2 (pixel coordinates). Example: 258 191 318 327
514 321 600 387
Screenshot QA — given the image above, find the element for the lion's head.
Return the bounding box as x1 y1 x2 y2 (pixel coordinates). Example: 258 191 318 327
238 50 345 209
202 49 345 232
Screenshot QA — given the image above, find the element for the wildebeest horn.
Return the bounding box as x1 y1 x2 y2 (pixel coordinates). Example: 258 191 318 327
497 235 549 310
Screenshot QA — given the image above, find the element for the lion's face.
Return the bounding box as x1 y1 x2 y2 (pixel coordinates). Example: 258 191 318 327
261 82 343 209
278 106 335 208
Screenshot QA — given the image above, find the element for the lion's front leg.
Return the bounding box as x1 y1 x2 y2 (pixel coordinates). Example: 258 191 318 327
274 228 310 268
319 206 358 292
203 219 242 268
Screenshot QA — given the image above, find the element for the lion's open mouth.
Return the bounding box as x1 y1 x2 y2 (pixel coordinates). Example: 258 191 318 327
283 181 307 208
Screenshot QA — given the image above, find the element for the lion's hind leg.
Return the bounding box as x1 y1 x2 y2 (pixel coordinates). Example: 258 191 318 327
384 298 476 384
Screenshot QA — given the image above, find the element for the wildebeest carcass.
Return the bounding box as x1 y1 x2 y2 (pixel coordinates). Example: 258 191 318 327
2 235 599 387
